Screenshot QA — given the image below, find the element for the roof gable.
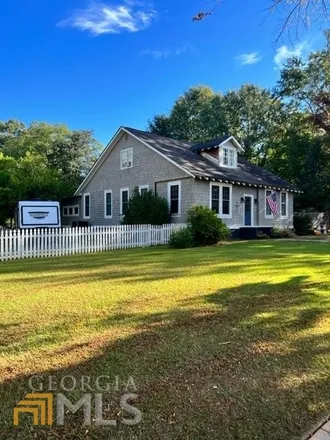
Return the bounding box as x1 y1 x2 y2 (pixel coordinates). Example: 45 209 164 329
74 127 193 195
191 135 244 153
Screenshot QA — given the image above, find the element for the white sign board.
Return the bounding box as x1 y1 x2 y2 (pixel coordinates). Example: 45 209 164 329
18 201 61 229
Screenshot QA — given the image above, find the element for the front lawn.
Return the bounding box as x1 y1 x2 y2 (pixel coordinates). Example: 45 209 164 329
1 241 330 439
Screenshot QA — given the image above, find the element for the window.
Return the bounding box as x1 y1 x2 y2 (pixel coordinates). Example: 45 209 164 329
168 181 181 216
63 205 79 217
229 149 235 167
221 146 237 168
83 194 90 219
210 184 232 218
139 185 149 195
120 188 129 215
211 186 220 213
222 186 230 215
281 192 288 218
120 148 133 169
265 189 273 218
223 148 229 166
104 190 112 218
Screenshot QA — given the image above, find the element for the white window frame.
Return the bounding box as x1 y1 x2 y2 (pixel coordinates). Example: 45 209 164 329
139 184 149 195
209 183 232 218
104 190 112 219
120 188 129 216
63 205 80 217
219 145 237 168
280 191 288 219
120 147 133 170
265 189 274 219
167 181 181 217
83 193 91 219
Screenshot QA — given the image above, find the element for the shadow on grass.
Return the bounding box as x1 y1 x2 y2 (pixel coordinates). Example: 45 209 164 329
1 275 330 440
1 242 330 289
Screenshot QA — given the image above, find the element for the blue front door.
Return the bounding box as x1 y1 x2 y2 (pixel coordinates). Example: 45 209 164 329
244 196 252 226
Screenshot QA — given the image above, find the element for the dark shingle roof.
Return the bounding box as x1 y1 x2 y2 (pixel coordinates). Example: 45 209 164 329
124 127 300 192
191 136 231 152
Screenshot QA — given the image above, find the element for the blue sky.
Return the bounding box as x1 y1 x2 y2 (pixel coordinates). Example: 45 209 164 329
0 0 325 145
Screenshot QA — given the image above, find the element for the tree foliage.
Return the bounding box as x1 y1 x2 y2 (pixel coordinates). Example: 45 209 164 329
187 205 231 246
122 188 170 225
0 120 101 225
148 84 284 163
148 31 330 212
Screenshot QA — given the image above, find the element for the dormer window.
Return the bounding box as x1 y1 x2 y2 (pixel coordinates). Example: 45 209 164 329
192 135 243 169
221 146 237 168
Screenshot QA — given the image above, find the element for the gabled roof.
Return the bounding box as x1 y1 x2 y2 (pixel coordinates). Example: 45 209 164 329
75 126 301 195
191 135 244 152
124 127 300 193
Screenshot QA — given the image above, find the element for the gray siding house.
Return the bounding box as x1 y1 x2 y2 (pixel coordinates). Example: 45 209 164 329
62 127 300 235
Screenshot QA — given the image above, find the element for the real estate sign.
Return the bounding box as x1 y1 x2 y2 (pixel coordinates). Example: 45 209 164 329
18 201 61 229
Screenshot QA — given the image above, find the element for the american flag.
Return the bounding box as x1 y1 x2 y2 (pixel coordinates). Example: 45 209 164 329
266 191 278 216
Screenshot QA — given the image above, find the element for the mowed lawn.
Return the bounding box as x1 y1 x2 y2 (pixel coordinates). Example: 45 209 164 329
1 241 330 440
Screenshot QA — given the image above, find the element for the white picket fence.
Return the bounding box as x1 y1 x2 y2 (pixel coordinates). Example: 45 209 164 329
0 224 186 262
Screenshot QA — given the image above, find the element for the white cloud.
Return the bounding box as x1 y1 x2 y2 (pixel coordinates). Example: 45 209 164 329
141 43 198 60
274 42 308 66
236 52 262 65
58 2 156 36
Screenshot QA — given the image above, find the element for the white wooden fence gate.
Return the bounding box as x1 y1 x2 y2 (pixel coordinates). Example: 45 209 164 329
0 224 186 261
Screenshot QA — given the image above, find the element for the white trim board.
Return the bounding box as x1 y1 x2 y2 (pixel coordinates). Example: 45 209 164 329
83 193 91 219
104 190 113 219
167 180 181 217
120 187 129 216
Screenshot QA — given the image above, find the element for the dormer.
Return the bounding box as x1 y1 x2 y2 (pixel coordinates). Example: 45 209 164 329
191 135 244 169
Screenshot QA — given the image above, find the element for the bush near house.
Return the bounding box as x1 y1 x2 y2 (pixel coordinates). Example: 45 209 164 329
270 228 295 238
122 188 170 225
187 205 231 246
294 210 314 236
168 227 194 249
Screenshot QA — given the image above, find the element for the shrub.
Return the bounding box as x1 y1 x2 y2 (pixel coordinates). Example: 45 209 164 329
270 227 295 238
123 188 169 225
168 228 194 249
294 211 313 236
187 205 231 246
256 230 269 239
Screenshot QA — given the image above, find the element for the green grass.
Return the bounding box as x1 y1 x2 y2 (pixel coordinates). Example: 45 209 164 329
1 241 330 439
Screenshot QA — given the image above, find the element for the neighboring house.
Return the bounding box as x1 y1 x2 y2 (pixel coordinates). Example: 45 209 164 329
62 126 301 236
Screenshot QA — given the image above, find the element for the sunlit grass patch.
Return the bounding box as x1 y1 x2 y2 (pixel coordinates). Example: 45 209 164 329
1 241 330 439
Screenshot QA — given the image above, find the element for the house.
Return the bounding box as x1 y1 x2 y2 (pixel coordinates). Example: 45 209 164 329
62 126 301 236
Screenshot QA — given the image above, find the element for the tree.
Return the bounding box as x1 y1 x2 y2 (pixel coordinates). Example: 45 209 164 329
193 0 330 43
122 188 170 225
275 30 330 133
266 114 330 211
222 84 285 162
148 84 284 164
148 86 228 143
0 153 18 225
0 120 102 225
